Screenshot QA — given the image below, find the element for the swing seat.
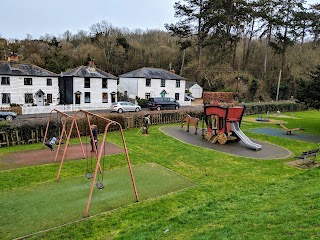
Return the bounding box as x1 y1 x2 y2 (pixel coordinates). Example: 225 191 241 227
96 181 104 190
85 173 93 179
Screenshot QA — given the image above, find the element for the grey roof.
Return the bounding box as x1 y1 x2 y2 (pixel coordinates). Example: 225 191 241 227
119 67 186 80
0 62 58 77
63 66 117 79
186 81 199 89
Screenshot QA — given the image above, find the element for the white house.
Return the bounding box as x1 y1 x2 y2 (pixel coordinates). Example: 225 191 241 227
118 67 187 104
0 54 59 107
60 62 118 108
186 82 203 98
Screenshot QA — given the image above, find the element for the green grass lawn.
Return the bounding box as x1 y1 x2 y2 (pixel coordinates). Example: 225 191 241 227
0 110 320 239
0 163 194 239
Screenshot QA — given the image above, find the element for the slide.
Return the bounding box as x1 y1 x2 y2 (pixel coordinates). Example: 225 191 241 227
230 122 262 151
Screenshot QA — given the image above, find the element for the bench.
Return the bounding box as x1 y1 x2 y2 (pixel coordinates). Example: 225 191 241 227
296 149 320 163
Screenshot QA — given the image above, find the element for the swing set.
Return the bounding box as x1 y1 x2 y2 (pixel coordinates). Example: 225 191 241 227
55 109 139 217
43 109 85 163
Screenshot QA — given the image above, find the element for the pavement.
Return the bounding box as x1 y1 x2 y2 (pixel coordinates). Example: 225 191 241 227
161 126 292 160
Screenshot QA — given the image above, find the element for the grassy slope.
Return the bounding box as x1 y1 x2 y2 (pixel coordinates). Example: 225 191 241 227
0 110 319 239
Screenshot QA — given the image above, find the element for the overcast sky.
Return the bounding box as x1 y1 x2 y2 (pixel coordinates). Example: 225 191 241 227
1 0 319 40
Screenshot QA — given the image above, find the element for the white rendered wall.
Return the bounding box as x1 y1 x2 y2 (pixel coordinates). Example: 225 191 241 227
0 75 59 106
119 77 186 103
73 77 117 106
189 84 203 98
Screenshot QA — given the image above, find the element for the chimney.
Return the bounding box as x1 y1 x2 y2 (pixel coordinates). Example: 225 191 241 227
88 59 95 67
87 58 96 72
7 52 19 62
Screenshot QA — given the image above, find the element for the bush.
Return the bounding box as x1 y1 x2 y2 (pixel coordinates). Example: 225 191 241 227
136 98 148 108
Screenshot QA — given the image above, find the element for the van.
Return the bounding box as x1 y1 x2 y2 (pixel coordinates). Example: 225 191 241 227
147 97 180 110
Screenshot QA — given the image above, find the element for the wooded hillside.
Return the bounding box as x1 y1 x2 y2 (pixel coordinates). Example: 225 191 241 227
0 0 319 102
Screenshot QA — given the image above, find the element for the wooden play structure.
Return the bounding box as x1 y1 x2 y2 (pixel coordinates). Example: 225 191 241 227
202 101 262 150
181 114 200 134
55 110 139 217
43 109 85 163
277 123 304 135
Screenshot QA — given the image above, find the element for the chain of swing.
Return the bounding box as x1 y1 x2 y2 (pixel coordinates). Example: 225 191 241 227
85 122 105 190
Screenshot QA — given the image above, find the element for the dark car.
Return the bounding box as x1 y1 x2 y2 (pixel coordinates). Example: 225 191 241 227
147 97 180 111
0 111 17 121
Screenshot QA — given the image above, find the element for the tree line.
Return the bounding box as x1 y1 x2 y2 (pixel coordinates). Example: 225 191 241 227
0 0 319 102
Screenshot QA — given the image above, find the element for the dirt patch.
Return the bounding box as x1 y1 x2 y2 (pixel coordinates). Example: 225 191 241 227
269 114 301 119
0 142 124 171
286 159 320 169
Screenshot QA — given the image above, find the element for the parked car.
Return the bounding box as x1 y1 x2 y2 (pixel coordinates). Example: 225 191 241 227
0 111 17 121
185 94 195 101
110 102 141 113
147 97 180 110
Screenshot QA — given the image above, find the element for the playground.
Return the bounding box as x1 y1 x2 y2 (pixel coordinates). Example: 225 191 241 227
0 109 320 239
161 126 292 159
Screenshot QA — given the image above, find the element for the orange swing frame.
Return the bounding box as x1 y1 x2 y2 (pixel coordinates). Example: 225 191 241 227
43 109 85 163
55 110 139 218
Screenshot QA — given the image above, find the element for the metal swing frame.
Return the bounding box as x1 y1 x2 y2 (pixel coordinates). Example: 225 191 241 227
43 109 85 163
55 110 139 218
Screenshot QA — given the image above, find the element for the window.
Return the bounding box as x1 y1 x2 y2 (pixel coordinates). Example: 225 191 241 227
85 92 91 103
145 93 150 100
25 93 33 103
161 79 165 87
102 78 108 88
175 93 180 100
1 77 10 85
84 77 90 88
1 93 10 104
24 78 32 85
47 94 53 103
146 79 151 87
176 80 180 88
47 78 52 86
102 93 108 103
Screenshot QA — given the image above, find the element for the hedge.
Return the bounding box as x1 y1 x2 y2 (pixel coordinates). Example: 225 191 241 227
0 101 306 147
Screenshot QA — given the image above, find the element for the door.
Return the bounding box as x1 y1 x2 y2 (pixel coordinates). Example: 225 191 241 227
111 93 116 103
36 94 44 106
75 93 81 104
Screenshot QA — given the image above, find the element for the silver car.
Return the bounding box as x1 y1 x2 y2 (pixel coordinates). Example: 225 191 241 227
110 102 141 113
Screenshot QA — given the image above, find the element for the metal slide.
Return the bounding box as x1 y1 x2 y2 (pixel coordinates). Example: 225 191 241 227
230 122 262 151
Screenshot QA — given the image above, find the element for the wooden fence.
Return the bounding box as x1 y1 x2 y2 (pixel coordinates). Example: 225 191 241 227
0 101 306 147
0 112 188 148
0 106 22 115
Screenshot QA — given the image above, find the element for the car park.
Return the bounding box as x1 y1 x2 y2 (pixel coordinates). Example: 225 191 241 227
110 102 141 113
147 97 180 110
0 111 17 121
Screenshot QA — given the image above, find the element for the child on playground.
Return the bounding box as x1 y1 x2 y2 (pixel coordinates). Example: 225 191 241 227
90 124 98 152
44 136 57 151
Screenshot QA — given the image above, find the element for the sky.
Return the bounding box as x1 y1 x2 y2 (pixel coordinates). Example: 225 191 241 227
0 0 319 40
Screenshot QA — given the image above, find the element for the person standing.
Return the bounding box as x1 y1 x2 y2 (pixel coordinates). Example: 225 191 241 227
90 125 98 152
142 113 151 134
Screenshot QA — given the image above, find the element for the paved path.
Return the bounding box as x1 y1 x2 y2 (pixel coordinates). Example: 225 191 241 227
161 126 292 160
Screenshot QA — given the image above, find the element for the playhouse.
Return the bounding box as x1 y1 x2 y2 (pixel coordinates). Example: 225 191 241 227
202 100 262 150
